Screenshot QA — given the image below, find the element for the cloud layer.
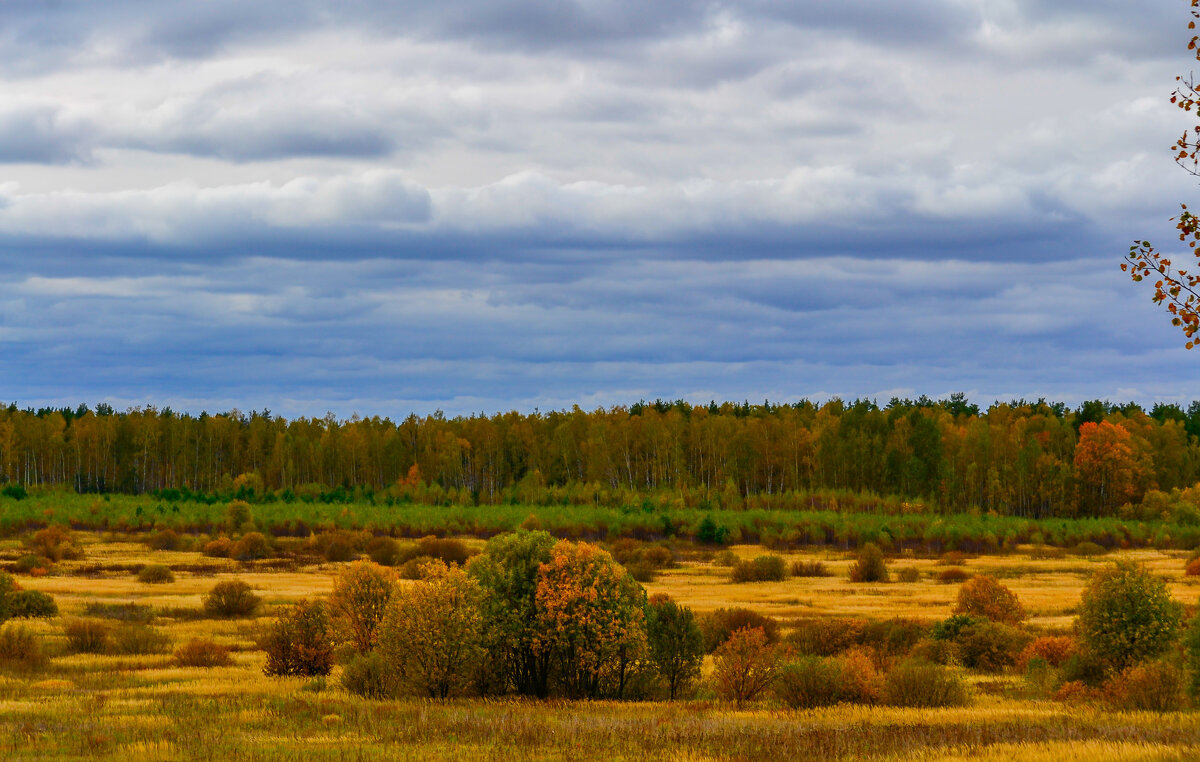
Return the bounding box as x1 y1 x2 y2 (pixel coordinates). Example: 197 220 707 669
0 1 1193 417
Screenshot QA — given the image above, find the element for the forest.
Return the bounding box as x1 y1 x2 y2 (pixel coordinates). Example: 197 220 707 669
1 396 1198 521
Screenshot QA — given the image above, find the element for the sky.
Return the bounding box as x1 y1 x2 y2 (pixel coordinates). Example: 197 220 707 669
0 1 1196 418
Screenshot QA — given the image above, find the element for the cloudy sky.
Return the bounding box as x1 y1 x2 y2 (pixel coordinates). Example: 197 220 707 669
0 1 1195 418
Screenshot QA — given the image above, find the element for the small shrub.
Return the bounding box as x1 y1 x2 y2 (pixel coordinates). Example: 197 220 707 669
7 590 58 619
110 624 170 655
231 532 272 561
203 580 261 618
13 555 50 575
896 567 921 583
626 562 657 583
328 561 395 654
0 624 46 671
860 617 929 659
1017 636 1077 670
1053 680 1102 703
953 575 1026 624
641 545 675 569
849 543 888 583
262 599 334 677
909 637 959 665
202 537 233 558
25 526 84 562
1023 656 1059 699
790 560 830 577
1104 659 1188 712
787 617 868 656
174 638 233 667
882 659 971 707
775 656 844 709
1186 557 1200 577
64 618 112 654
939 551 967 565
137 564 175 584
937 568 970 584
1070 541 1108 557
713 550 739 567
1060 649 1108 687
838 648 883 704
146 529 180 551
646 595 705 700
933 614 984 642
340 651 396 699
397 536 472 566
955 620 1031 673
365 536 400 566
730 555 787 583
700 608 780 652
712 627 781 706
323 536 356 563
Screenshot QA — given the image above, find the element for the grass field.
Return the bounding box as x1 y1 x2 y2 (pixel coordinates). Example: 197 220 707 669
1 533 1198 760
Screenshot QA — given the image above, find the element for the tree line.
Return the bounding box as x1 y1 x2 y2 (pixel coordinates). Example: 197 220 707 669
2 396 1199 518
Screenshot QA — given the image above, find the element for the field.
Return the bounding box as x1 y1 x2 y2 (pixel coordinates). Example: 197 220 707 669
1 532 1199 760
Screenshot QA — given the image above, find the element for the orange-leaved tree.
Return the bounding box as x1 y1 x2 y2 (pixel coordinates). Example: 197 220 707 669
533 540 647 699
1073 421 1154 514
1125 0 1200 346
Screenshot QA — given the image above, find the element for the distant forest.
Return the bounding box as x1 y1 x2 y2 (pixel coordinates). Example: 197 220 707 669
1 396 1198 520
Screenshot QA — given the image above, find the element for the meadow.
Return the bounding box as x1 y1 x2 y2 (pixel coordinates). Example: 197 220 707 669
1 527 1199 761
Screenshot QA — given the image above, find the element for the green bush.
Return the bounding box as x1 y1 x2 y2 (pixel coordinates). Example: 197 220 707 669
203 580 261 618
7 590 58 619
1076 562 1182 672
646 595 704 700
340 651 395 699
730 555 787 583
262 599 334 677
774 656 844 709
787 617 868 657
13 555 50 575
955 620 1031 673
790 560 830 577
137 564 175 584
231 532 272 561
83 602 154 623
849 543 889 583
365 536 400 566
882 660 971 707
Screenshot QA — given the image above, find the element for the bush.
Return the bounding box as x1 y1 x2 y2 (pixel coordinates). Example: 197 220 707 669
14 554 51 575
231 532 272 561
225 500 253 533
398 536 473 566
937 568 970 584
774 656 844 709
0 624 46 671
64 618 112 654
378 560 484 697
882 659 971 707
953 575 1026 625
700 608 780 652
641 545 674 569
625 562 657 583
896 567 921 583
1061 649 1108 687
1104 659 1188 712
7 590 58 619
202 537 233 558
1076 562 1182 672
788 617 868 657
365 536 400 566
1017 636 1077 670
838 648 883 704
1185 557 1200 577
955 620 1031 673
730 555 787 583
1186 606 1200 700
713 550 739 567
340 651 395 699
712 627 781 706
203 580 261 618
262 599 334 677
1071 541 1108 557
849 543 888 583
110 624 170 655
328 561 395 653
860 617 929 659
174 638 233 667
137 564 175 584
146 529 180 551
25 526 84 562
790 560 830 577
323 535 356 563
